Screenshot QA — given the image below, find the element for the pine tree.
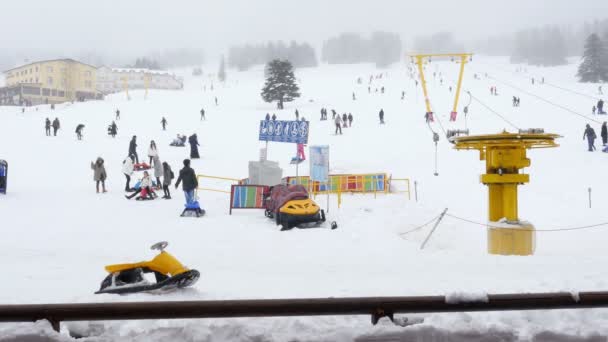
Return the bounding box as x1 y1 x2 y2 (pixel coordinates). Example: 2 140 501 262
577 33 608 82
261 59 300 109
218 55 226 82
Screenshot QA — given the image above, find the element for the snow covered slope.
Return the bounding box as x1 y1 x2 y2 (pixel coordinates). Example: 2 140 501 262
1 56 608 341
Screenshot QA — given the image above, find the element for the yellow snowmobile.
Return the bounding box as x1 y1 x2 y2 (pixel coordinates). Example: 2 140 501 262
265 184 335 231
96 241 199 294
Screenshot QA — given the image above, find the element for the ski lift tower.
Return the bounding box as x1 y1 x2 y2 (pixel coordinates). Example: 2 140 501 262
451 130 560 256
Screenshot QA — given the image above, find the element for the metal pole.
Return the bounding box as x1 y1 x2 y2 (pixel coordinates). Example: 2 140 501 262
414 181 418 202
421 208 448 250
588 187 592 209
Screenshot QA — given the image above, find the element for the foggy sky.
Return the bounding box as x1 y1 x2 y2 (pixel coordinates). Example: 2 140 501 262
2 0 607 58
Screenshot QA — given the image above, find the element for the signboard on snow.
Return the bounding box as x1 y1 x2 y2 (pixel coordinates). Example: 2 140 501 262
309 145 329 183
259 120 309 144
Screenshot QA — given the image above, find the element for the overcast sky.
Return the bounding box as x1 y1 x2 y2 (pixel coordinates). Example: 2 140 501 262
2 0 607 58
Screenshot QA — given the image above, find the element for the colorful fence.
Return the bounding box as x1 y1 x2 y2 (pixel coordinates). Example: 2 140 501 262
284 173 389 194
197 174 241 194
229 185 268 214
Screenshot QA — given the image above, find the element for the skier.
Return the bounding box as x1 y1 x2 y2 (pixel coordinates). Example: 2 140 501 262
602 122 608 146
162 161 174 199
348 113 353 127
265 113 270 121
188 133 200 159
45 118 51 136
200 108 206 121
115 109 120 120
295 109 299 121
129 136 139 164
148 141 158 166
52 118 60 136
161 117 167 130
175 159 199 206
597 99 605 114
153 156 163 189
583 124 597 152
75 124 85 140
379 109 385 124
122 154 134 191
342 113 348 128
90 157 107 193
108 121 118 138
334 115 342 135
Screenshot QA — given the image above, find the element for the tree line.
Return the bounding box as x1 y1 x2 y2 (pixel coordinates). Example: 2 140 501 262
321 32 402 68
228 41 317 71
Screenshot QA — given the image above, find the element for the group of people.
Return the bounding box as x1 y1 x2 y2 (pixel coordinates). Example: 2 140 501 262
334 112 356 134
592 99 605 115
512 96 521 107
583 122 608 152
44 118 61 136
123 154 175 200
490 86 499 96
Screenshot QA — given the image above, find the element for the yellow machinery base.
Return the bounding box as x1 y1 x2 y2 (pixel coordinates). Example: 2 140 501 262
487 223 535 256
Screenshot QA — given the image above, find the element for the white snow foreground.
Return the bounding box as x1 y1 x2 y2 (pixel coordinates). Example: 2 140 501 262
1 57 608 340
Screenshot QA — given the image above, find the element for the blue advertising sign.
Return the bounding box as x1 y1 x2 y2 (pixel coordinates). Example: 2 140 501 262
259 120 309 144
309 145 329 182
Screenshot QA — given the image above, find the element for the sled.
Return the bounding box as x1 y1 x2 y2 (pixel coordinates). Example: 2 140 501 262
181 201 205 217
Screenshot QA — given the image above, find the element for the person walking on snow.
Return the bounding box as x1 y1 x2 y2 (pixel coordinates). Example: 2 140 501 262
265 113 270 121
597 99 605 114
334 115 342 135
593 106 597 115
148 140 158 166
122 155 134 191
379 109 385 124
602 122 608 146
75 124 85 140
295 109 299 121
153 156 162 189
348 113 353 127
342 113 348 128
52 118 60 136
161 117 167 130
162 161 174 199
91 157 107 193
129 136 139 164
200 108 205 121
583 124 597 152
272 113 277 121
109 121 118 138
175 159 198 205
189 133 200 159
115 109 120 120
296 143 306 161
45 118 51 136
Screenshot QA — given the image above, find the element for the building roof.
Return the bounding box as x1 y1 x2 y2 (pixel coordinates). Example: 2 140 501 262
111 68 171 76
3 58 97 73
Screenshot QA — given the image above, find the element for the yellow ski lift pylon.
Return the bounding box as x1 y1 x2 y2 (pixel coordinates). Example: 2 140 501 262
409 53 473 123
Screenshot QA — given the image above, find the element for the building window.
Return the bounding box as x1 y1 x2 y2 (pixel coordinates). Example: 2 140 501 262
51 89 57 96
85 80 92 88
58 91 65 97
42 88 50 96
47 66 53 73
85 70 91 77
47 77 53 85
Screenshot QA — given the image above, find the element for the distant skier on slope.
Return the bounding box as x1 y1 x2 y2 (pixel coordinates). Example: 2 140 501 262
161 117 167 130
379 109 385 124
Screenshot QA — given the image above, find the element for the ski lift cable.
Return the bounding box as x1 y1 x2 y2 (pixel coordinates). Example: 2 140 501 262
486 75 602 124
467 91 520 130
445 213 608 233
398 214 442 236
477 60 600 101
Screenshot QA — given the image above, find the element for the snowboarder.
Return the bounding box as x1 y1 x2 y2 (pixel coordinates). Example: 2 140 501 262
75 124 85 140
108 121 118 138
161 117 167 130
162 161 174 199
148 141 158 166
583 124 597 152
379 109 385 124
175 159 198 206
122 155 135 191
45 118 51 136
200 108 205 121
597 99 605 114
188 134 200 159
91 157 107 193
348 113 353 127
602 122 608 146
153 156 162 189
342 113 348 128
334 115 342 135
129 136 139 164
52 118 60 136
115 109 120 120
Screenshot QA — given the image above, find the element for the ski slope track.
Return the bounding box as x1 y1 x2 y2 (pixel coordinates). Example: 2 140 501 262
1 56 608 341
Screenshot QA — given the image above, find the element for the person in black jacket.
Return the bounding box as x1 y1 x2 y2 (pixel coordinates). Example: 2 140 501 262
129 136 139 163
602 122 608 146
188 134 200 159
175 159 198 205
379 109 385 124
583 124 597 151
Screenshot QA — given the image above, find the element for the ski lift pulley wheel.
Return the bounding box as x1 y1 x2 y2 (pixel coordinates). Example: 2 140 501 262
151 241 168 251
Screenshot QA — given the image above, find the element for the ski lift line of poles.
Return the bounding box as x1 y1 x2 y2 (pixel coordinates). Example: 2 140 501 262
401 211 608 233
467 91 521 130
476 60 600 101
486 75 602 124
